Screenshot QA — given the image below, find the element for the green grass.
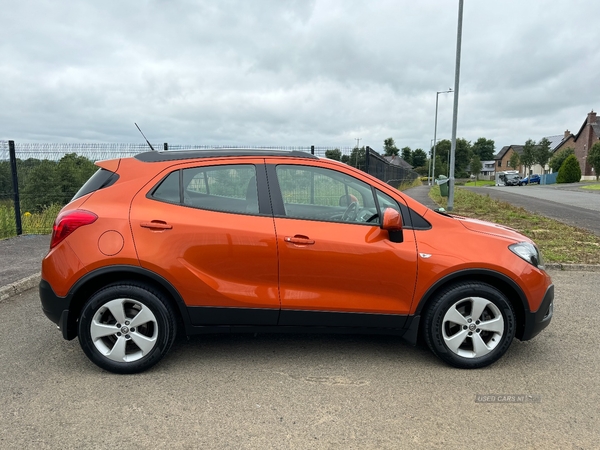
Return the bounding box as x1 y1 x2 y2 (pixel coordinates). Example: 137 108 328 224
429 186 600 265
0 204 61 239
581 183 600 190
463 180 495 187
397 177 423 191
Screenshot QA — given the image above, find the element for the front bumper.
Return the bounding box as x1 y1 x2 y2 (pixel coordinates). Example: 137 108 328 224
40 279 77 340
519 284 554 341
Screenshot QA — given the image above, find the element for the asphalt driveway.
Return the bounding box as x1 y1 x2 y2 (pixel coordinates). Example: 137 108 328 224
464 184 600 236
1 270 599 449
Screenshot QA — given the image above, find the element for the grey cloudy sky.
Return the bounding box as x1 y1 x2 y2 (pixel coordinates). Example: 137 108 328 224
2 0 599 154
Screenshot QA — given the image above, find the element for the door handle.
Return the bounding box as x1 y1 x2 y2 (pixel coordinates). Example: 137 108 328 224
284 235 315 245
140 221 173 230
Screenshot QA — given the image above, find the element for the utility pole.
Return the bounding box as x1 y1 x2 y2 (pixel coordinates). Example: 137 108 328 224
432 90 453 183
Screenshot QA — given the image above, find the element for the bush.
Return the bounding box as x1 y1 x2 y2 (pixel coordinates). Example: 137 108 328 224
549 147 574 173
556 154 581 183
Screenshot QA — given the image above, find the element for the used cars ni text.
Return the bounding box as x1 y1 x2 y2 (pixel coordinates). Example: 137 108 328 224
40 150 553 373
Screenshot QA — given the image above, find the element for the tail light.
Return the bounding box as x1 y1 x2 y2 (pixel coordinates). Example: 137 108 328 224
50 210 98 249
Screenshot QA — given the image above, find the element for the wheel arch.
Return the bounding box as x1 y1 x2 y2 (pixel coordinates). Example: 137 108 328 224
414 269 529 340
64 265 192 340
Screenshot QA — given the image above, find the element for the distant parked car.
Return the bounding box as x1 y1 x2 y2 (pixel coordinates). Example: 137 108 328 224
496 171 520 186
520 174 541 186
504 175 521 186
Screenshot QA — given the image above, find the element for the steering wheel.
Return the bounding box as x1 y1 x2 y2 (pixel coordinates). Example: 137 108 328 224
341 201 359 222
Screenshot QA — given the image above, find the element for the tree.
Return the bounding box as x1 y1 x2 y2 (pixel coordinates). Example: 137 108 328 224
21 160 60 213
325 148 342 161
549 147 574 173
434 140 451 166
470 155 482 184
588 142 600 181
0 161 12 202
454 138 473 178
56 153 96 204
383 138 399 156
431 139 471 177
534 138 552 174
471 137 495 160
509 152 520 170
520 139 536 176
401 146 412 165
347 146 366 170
557 154 581 183
412 149 427 168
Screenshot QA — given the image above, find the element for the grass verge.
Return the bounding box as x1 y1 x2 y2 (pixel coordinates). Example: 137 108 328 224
429 186 600 265
581 183 600 190
0 204 61 239
463 180 495 187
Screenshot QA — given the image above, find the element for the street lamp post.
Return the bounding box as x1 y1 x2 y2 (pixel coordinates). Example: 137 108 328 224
432 89 453 183
447 0 464 211
428 139 434 185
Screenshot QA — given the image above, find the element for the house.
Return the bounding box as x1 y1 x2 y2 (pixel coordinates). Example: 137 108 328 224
494 133 574 177
480 160 495 179
383 155 413 170
552 111 599 180
494 145 524 175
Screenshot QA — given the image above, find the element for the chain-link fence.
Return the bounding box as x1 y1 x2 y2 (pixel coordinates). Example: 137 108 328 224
0 141 418 238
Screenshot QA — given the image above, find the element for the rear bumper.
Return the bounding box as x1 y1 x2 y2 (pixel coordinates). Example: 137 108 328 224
520 284 553 341
40 279 77 340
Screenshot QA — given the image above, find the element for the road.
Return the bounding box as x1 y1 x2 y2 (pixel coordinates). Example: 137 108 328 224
2 273 599 449
465 184 600 236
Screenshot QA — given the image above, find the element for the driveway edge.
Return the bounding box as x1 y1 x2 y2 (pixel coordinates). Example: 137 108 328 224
0 273 40 303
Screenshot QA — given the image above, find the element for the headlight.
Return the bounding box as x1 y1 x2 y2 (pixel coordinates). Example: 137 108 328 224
509 242 544 269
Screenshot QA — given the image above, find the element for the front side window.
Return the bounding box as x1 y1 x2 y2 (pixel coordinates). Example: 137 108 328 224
151 164 259 215
275 165 378 224
376 189 401 213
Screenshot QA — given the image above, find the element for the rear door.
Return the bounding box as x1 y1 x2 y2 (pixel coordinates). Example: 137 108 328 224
130 159 280 326
268 161 418 328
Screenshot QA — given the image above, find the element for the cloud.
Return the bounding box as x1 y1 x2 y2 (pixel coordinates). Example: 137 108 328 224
1 0 599 154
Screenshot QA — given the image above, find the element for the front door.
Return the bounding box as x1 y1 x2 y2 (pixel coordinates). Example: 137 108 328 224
269 162 418 328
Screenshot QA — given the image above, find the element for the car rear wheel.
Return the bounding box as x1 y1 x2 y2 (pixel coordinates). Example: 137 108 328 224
78 283 177 374
423 282 516 369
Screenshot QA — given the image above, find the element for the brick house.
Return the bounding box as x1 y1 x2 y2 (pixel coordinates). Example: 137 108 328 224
495 134 574 177
552 111 599 179
494 145 524 175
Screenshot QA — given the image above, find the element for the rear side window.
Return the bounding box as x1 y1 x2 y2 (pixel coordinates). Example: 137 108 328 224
71 168 119 202
150 165 259 215
152 171 181 203
183 165 258 214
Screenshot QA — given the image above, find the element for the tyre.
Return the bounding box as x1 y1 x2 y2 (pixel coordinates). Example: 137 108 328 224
78 283 177 374
423 282 516 369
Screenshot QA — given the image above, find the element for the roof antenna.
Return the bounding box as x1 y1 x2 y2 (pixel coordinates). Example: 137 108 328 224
135 123 157 151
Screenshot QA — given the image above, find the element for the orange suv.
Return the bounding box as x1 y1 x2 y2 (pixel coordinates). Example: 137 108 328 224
40 150 553 373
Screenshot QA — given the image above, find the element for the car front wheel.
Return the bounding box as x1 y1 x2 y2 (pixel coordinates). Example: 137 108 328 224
78 283 177 374
423 282 516 369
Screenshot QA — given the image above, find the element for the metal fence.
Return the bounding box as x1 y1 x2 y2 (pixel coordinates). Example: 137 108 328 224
365 148 419 186
0 140 418 238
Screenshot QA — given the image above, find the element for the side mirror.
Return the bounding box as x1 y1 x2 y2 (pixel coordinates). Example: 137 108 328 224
381 207 402 232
